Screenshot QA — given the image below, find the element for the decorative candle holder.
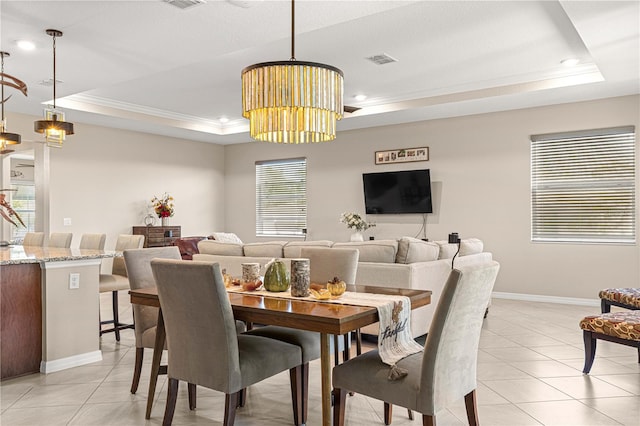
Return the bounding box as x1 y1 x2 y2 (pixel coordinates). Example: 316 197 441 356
241 262 260 283
290 258 310 297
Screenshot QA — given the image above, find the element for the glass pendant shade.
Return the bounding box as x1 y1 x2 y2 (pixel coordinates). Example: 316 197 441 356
242 61 343 143
34 29 73 146
241 0 344 144
34 107 74 147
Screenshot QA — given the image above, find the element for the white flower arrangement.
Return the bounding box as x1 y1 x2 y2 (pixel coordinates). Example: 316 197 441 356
340 212 375 232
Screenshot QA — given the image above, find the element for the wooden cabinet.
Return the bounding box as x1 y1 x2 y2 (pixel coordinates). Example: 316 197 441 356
133 226 181 248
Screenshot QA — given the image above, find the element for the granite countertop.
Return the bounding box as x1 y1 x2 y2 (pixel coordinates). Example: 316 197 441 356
0 245 118 266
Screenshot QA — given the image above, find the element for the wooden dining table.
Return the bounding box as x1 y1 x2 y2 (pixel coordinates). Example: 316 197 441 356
130 285 431 426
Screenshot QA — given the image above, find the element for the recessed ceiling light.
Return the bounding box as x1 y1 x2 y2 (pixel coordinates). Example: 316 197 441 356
561 58 580 67
354 94 367 101
219 117 229 123
17 40 35 51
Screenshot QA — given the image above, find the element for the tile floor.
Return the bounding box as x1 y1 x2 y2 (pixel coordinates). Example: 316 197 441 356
2 297 640 425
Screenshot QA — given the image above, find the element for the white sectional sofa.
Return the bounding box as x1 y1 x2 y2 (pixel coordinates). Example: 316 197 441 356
193 237 493 338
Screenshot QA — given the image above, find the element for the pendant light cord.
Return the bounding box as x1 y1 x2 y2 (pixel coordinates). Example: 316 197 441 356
1 53 5 124
52 33 57 109
290 0 295 60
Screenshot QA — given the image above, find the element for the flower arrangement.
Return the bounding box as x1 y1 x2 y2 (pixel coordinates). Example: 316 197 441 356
151 192 174 218
340 212 375 232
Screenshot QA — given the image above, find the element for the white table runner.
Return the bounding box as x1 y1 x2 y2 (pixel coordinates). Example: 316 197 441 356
227 287 423 379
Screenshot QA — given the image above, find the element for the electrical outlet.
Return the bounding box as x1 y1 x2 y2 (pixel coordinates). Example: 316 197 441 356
69 273 80 289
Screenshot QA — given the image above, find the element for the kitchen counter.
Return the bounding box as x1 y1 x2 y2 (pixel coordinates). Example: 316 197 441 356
1 246 117 380
0 245 116 265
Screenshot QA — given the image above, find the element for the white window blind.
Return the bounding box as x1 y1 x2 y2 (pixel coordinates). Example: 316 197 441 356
256 158 307 237
531 126 635 243
10 183 36 242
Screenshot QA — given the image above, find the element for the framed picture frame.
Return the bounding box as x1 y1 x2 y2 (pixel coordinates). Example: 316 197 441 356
375 147 429 165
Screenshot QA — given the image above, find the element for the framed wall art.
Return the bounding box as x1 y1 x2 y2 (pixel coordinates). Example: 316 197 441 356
375 147 429 165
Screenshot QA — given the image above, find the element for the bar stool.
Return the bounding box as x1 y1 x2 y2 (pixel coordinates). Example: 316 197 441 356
49 232 73 248
99 234 145 341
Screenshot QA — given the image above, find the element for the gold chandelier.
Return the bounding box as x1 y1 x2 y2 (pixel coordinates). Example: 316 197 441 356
241 0 344 144
0 51 27 154
34 29 74 147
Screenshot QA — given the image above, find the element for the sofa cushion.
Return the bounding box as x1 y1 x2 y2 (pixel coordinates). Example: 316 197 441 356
436 238 484 259
243 241 287 258
209 232 243 244
283 240 334 258
197 240 244 256
396 237 439 264
332 240 398 263
460 238 484 256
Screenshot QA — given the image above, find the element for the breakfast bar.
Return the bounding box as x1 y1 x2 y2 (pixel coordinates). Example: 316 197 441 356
0 245 116 380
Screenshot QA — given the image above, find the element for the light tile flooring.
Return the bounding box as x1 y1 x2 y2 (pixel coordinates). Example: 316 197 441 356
2 297 640 425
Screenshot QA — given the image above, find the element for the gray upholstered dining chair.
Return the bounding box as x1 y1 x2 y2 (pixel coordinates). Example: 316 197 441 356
302 247 361 363
98 234 145 341
244 247 359 424
23 232 45 246
150 259 306 426
79 233 106 250
48 232 73 248
123 246 182 394
332 261 500 426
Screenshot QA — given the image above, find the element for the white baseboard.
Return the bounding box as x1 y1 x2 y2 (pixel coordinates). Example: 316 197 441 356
492 291 600 307
40 350 103 374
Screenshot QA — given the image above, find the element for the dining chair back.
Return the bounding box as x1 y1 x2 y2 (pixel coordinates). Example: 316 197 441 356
124 246 182 394
150 259 305 426
23 232 45 246
79 233 106 250
300 247 359 285
98 234 145 341
332 261 500 426
48 232 73 248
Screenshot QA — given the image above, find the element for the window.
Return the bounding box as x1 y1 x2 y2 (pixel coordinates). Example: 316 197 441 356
531 126 635 243
256 158 307 237
10 183 36 242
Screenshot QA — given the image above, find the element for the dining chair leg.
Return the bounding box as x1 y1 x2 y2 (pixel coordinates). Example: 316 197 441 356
408 409 414 420
162 378 179 426
188 383 197 410
289 366 303 426
355 329 362 355
112 291 121 341
384 402 392 425
422 414 436 426
342 334 350 362
332 388 347 426
464 389 479 426
301 363 309 422
130 347 144 394
237 388 247 408
224 392 240 426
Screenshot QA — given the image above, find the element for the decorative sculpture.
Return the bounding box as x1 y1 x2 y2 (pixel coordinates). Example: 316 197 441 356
0 189 25 227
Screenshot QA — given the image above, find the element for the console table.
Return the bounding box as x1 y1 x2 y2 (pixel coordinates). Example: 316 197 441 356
133 225 181 248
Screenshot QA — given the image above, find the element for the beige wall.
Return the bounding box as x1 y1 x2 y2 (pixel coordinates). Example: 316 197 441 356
224 95 640 300
6 113 226 251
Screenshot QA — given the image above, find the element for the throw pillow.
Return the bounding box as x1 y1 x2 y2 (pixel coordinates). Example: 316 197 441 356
210 232 243 244
396 237 439 264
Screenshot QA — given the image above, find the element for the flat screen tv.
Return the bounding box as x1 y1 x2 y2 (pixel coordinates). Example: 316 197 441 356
362 169 433 214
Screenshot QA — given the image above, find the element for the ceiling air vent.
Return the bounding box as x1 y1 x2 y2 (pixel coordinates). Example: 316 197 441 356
163 0 206 10
366 53 398 65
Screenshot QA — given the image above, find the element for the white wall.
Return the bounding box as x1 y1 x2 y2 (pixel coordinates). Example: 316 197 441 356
7 112 226 251
224 95 640 300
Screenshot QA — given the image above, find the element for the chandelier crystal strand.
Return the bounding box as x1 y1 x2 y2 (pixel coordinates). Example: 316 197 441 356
241 0 343 144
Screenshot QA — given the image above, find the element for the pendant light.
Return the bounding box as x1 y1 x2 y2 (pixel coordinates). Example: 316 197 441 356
241 0 344 144
0 51 27 153
34 29 74 147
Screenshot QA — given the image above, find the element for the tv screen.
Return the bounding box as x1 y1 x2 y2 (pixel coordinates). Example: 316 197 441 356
362 169 433 214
